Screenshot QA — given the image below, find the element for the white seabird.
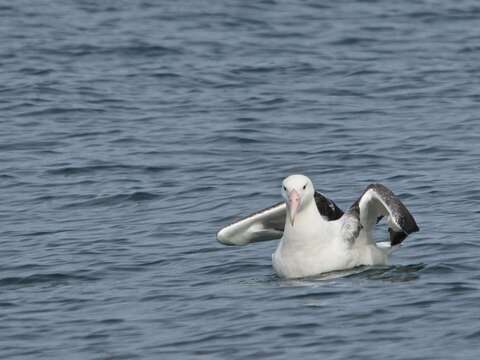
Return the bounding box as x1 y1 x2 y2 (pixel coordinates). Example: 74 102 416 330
217 174 419 279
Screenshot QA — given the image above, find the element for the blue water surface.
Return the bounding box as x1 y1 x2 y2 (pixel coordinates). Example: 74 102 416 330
1 0 480 359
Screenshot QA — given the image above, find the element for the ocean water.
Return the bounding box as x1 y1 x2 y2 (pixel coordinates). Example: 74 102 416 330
1 0 480 358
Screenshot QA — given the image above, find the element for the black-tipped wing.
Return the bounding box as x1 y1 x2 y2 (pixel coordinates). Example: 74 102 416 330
217 192 343 246
350 183 419 246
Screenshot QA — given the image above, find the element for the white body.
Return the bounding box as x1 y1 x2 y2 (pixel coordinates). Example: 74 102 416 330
272 198 388 278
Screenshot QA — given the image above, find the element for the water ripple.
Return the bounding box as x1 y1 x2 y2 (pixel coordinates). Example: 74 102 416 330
1 0 480 359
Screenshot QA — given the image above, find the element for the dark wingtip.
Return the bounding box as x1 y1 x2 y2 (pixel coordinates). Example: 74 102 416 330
404 216 420 234
389 228 408 246
389 221 419 246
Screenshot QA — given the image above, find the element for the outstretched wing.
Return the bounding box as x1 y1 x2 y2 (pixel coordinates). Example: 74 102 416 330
350 183 419 246
216 201 285 246
217 192 344 246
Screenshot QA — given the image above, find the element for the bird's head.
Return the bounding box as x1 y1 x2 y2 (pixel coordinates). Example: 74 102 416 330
281 174 315 226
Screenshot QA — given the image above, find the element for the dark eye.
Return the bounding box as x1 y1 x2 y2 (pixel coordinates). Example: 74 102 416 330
283 186 287 191
303 184 307 190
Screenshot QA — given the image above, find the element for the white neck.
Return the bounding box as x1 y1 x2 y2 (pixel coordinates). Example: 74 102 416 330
283 198 326 242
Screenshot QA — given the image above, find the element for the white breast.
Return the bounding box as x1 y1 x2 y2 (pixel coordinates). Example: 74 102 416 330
272 217 388 278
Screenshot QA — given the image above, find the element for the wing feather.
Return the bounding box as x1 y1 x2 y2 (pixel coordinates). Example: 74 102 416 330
314 192 344 220
216 202 285 245
351 183 419 246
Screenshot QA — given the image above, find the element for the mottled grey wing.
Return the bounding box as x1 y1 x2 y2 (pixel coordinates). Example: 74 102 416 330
216 192 343 246
351 183 419 246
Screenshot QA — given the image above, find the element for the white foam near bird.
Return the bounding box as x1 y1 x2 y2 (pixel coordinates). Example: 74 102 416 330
217 174 419 279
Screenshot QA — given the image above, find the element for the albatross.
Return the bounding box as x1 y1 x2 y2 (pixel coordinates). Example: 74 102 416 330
217 174 419 279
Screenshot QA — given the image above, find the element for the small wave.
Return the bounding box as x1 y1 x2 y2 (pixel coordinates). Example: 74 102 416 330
18 67 53 76
65 129 122 139
355 264 426 282
421 262 476 275
231 65 285 75
234 117 260 123
151 72 182 79
0 141 65 151
329 37 377 46
0 301 17 308
268 265 425 286
18 107 105 117
43 43 183 58
198 260 270 276
466 329 480 339
214 135 262 144
22 229 72 237
46 164 175 176
47 165 129 176
0 272 98 287
62 191 159 208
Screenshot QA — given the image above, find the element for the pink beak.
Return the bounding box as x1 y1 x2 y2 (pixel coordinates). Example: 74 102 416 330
287 189 301 226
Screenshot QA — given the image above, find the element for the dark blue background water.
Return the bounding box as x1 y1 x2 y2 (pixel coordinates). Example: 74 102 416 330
1 0 480 358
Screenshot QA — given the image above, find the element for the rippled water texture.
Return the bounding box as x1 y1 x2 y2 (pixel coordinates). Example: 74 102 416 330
1 0 480 359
